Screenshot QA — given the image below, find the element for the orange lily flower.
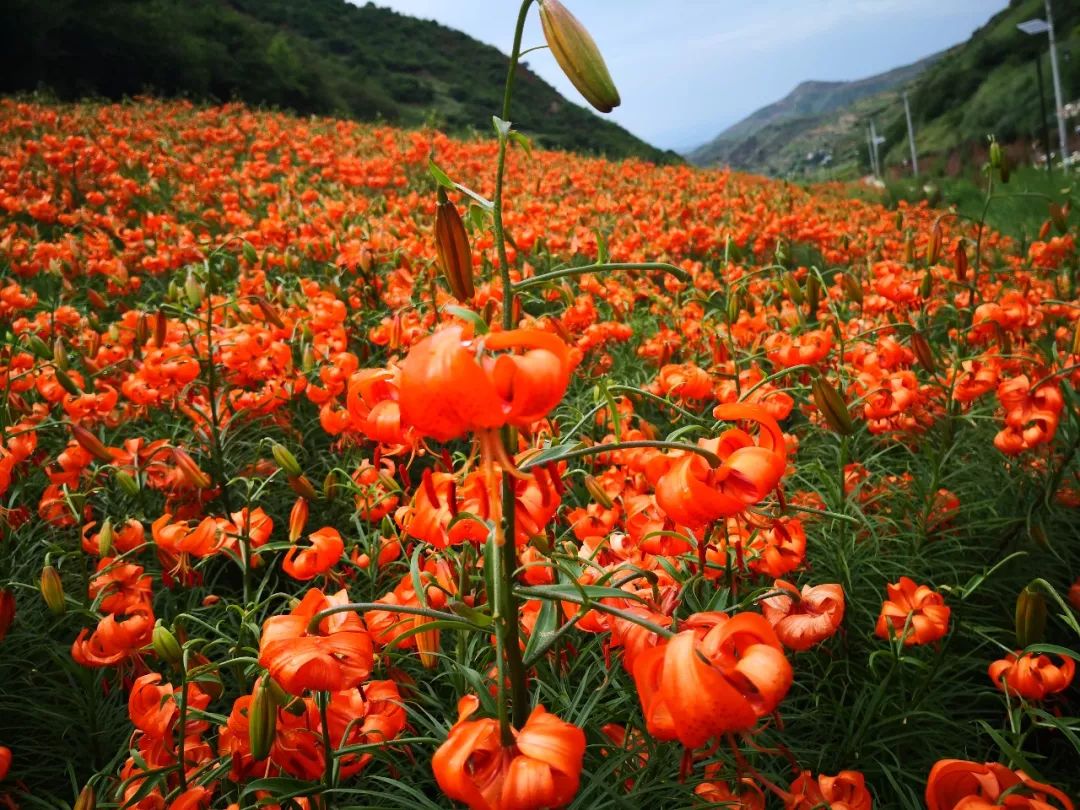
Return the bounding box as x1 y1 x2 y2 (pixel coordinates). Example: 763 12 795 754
0 746 10 781
760 580 845 651
786 770 872 809
399 325 571 441
988 652 1075 701
875 577 950 646
632 612 792 748
696 780 766 809
258 588 373 696
282 526 345 581
653 403 787 527
926 759 1074 810
432 695 585 810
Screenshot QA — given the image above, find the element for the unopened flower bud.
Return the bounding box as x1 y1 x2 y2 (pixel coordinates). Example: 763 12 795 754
249 675 278 761
288 474 319 501
53 338 69 372
910 333 935 373
97 517 115 557
152 621 184 667
71 424 113 463
271 443 302 477
412 614 441 669
584 475 613 509
73 785 95 810
40 566 65 616
114 470 140 496
435 190 474 303
1015 583 1047 648
539 0 621 113
811 377 854 436
289 497 309 543
172 447 211 489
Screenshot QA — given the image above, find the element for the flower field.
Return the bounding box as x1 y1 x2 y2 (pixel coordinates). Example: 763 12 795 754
0 59 1078 810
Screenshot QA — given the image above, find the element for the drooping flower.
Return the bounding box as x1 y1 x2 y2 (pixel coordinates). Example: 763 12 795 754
258 588 373 696
399 325 571 441
432 695 585 810
786 770 872 809
988 652 1075 701
632 612 792 748
759 580 845 651
652 403 787 527
874 577 950 646
926 759 1074 810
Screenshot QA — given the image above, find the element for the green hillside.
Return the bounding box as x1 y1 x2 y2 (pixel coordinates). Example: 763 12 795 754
687 55 941 172
0 0 673 162
689 0 1080 179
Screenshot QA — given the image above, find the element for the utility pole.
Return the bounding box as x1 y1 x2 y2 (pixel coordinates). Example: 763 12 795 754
903 92 919 177
870 120 881 177
866 126 877 177
1045 0 1070 168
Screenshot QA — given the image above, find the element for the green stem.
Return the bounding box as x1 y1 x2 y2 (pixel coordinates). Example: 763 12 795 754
489 0 536 742
513 261 690 291
519 439 722 473
319 690 335 789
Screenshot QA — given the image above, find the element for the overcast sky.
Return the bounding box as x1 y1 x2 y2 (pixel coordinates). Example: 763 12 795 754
370 0 1006 152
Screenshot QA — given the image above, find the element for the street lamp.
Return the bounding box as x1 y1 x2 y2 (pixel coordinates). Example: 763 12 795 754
1017 2 1070 169
1017 18 1054 175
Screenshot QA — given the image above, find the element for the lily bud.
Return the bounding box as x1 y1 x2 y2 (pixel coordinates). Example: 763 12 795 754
840 273 863 305
152 620 184 668
539 0 621 113
289 497 309 543
1049 202 1069 234
73 785 95 810
584 474 613 509
184 269 203 308
288 474 319 501
40 566 65 616
172 447 211 489
782 272 803 305
249 676 278 761
24 333 52 359
97 517 115 557
323 470 339 502
154 309 167 347
919 271 933 299
435 190 474 303
53 338 69 372
1015 583 1047 648
271 443 302 477
811 376 854 436
242 241 258 265
54 367 82 396
71 424 113 463
910 332 935 373
805 273 821 318
412 614 441 669
114 470 140 496
927 221 942 266
988 139 1002 169
255 296 286 329
954 238 968 281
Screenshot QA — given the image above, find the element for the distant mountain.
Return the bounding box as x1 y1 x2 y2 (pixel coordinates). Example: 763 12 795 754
0 0 673 163
688 0 1080 178
686 54 942 174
